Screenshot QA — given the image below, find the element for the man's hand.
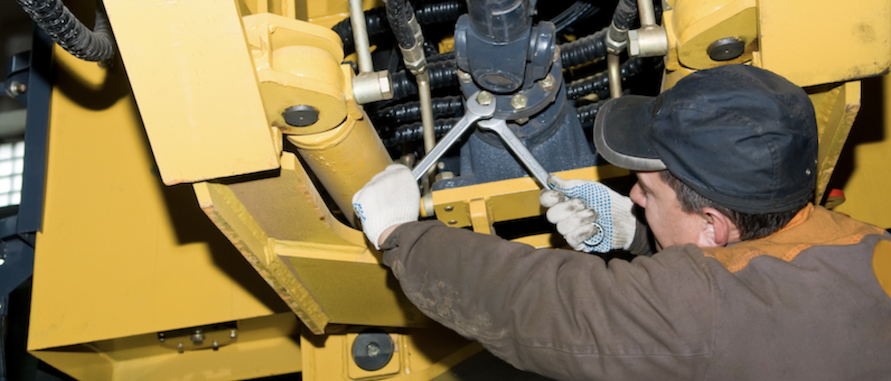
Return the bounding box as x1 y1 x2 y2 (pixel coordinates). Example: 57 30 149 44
352 164 420 249
540 175 636 253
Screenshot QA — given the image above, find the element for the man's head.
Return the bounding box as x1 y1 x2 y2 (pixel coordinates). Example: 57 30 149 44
593 65 818 248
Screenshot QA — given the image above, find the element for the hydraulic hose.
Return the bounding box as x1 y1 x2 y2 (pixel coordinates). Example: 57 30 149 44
612 0 639 31
390 59 459 100
576 102 603 129
15 0 115 62
373 96 464 127
384 117 461 147
333 1 467 56
560 26 609 68
566 57 650 100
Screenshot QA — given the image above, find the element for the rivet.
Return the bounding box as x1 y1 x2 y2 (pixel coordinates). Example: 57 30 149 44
448 220 457 225
444 206 454 212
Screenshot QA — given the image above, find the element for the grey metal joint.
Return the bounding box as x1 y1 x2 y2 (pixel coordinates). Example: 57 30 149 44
400 16 428 75
353 71 394 104
605 22 628 55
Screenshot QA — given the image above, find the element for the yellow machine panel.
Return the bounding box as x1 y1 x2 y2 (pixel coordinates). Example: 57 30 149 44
13 0 891 379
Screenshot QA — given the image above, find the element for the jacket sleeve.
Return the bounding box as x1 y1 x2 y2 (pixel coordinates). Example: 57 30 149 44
381 220 717 381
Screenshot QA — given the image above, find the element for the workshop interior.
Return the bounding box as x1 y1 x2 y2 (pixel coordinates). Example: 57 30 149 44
0 0 889 379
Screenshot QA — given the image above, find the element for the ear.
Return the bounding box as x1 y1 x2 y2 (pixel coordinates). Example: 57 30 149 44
697 207 741 247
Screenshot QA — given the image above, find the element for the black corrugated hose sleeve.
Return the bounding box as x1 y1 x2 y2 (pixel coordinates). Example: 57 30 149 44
384 117 461 147
577 101 603 129
560 26 609 68
332 7 389 57
16 0 115 62
612 0 639 31
391 58 458 100
384 100 603 147
374 96 464 127
566 57 648 100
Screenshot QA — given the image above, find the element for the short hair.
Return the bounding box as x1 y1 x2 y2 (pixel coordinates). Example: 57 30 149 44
658 170 809 241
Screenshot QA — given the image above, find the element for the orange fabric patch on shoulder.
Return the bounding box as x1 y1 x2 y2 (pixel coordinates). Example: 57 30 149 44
872 240 891 300
702 204 887 273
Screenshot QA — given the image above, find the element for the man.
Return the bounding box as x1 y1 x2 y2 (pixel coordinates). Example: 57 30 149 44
351 65 891 380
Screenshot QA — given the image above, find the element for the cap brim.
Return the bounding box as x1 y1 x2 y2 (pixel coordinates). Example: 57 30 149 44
593 95 667 171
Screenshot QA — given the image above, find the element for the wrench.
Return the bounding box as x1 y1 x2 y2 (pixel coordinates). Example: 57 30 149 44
411 92 497 181
476 118 552 190
478 118 607 246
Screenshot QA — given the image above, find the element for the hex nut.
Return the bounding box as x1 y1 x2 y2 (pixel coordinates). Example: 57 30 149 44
539 74 556 91
511 94 528 110
458 69 472 83
476 91 494 106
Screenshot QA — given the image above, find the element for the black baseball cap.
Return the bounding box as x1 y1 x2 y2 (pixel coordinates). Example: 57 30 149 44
593 64 817 214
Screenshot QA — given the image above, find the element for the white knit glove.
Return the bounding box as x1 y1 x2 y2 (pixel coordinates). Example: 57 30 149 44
539 175 636 253
352 164 420 249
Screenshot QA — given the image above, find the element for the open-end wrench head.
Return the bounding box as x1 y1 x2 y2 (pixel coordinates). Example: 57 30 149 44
465 91 497 118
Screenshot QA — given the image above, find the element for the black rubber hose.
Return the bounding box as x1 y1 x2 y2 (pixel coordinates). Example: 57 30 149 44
391 58 459 100
560 26 609 68
15 0 115 62
374 95 464 127
612 0 639 31
386 0 417 50
566 57 649 100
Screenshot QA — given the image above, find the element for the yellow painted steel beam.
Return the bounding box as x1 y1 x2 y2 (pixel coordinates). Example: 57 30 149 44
29 41 299 378
300 328 482 381
103 0 280 185
758 0 891 87
832 74 891 228
431 165 629 229
32 313 303 381
195 152 428 334
808 81 862 203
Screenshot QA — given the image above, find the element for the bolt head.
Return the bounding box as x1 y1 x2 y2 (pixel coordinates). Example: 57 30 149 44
510 94 528 110
457 69 472 83
444 205 454 212
476 91 494 106
282 105 319 127
539 74 556 91
5 81 26 97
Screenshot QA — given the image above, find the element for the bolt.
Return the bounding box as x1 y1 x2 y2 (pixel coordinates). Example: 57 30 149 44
212 340 219 350
539 74 556 92
191 331 205 345
448 220 457 225
515 117 529 125
366 342 381 357
444 206 454 212
5 81 26 97
177 342 184 350
282 105 319 127
553 46 561 63
158 333 166 342
230 329 237 339
457 69 472 83
511 94 528 110
476 91 494 106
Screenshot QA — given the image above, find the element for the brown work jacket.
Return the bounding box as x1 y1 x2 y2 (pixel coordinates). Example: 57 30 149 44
381 204 891 380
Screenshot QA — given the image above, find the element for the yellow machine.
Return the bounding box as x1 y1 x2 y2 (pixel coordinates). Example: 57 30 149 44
8 0 889 379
